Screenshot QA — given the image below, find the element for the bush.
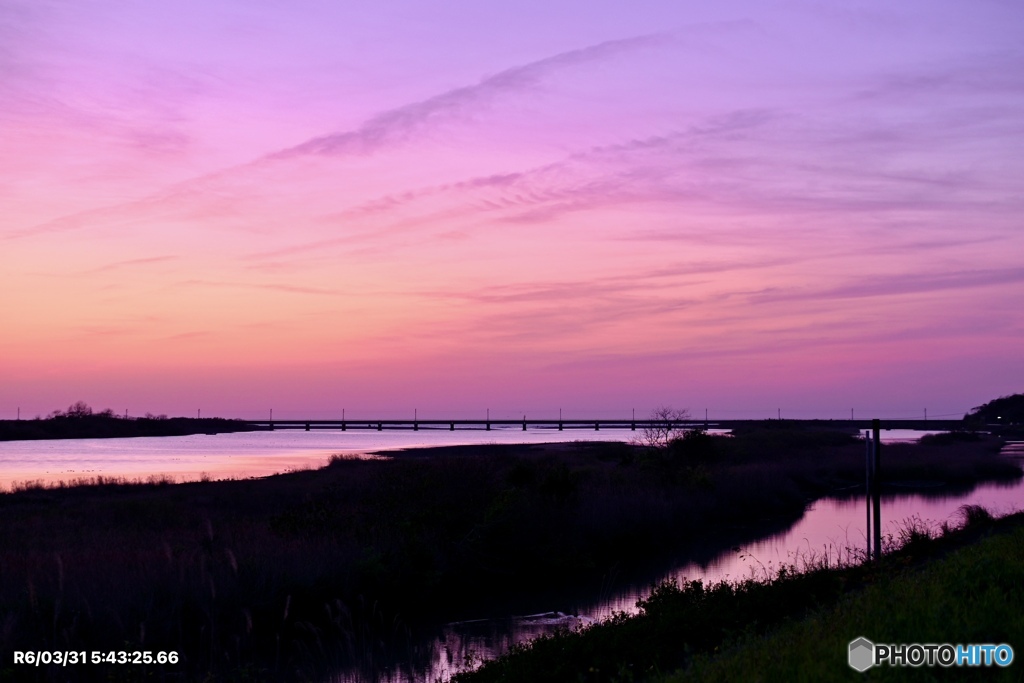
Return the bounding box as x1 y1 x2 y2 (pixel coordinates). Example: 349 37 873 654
668 429 718 464
918 430 982 446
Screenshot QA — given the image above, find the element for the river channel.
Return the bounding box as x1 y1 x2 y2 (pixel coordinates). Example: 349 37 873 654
330 440 1024 682
1 431 1019 681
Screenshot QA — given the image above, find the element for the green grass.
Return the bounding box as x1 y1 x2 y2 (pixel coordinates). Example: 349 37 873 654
668 517 1024 682
454 508 1024 683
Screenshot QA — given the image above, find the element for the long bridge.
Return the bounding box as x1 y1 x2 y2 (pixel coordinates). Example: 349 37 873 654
242 418 966 432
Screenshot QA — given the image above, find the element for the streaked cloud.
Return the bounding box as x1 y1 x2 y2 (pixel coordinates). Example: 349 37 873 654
2 1 1022 417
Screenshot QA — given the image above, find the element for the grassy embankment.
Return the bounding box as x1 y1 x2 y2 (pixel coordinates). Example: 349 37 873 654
455 505 1024 683
0 426 1017 681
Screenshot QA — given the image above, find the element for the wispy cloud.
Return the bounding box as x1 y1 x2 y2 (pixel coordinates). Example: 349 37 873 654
175 279 341 296
752 267 1024 304
268 34 671 159
4 34 670 243
81 255 177 275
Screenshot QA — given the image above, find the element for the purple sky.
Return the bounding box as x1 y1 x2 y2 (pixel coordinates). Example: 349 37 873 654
2 1 1022 419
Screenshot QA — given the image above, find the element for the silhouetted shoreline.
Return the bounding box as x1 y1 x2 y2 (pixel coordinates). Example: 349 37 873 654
0 427 1018 682
0 415 260 441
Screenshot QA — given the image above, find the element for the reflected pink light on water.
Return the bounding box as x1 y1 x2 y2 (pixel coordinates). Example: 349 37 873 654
0 429 974 491
582 477 1024 621
409 473 1024 682
0 429 627 491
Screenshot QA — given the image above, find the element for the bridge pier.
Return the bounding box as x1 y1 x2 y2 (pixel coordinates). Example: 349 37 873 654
558 422 563 431
595 422 599 430
305 423 310 431
450 422 454 431
341 421 346 431
377 422 382 431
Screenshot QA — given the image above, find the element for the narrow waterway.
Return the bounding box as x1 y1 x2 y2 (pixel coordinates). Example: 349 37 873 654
2 431 1018 682
331 442 1024 683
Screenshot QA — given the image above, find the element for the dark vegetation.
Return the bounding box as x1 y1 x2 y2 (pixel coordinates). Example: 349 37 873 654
0 402 257 441
0 424 1018 681
455 506 1024 683
964 392 1024 434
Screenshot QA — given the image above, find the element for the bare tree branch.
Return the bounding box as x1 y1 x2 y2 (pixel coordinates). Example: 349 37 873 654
633 406 692 449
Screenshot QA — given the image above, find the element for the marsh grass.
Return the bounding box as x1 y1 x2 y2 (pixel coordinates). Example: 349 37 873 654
666 509 1024 683
0 431 1016 681
454 506 1024 683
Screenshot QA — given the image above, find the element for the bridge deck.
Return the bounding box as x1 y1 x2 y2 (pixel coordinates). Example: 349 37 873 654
241 418 964 432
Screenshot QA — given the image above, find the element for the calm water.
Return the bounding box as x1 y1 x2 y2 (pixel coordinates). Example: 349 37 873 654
0 427 936 491
0 427 636 490
332 441 1024 683
2 430 1016 682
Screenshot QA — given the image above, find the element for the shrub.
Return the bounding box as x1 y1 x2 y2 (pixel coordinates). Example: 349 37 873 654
667 428 717 464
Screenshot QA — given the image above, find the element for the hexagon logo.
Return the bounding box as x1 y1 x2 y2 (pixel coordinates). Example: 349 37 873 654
849 637 875 672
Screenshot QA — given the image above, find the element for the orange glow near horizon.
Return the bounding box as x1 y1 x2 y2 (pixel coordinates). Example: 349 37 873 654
3 2 1022 419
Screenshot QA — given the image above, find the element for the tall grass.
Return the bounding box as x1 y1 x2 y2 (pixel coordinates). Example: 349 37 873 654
455 506 1024 683
669 512 1024 682
0 431 1016 681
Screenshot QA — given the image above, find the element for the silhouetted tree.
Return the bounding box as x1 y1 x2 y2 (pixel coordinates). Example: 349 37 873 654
965 393 1024 425
635 406 692 449
47 401 96 419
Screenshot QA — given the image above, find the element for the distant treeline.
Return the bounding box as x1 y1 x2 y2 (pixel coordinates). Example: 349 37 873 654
0 402 258 441
965 392 1024 425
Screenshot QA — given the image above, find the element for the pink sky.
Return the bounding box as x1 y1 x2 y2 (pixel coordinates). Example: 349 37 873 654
2 1 1022 420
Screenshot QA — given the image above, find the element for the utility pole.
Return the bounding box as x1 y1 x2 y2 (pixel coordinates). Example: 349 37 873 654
872 419 882 562
865 430 872 560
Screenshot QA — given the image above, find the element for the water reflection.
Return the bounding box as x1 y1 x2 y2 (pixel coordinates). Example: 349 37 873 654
0 428 943 491
331 472 1022 682
0 428 635 490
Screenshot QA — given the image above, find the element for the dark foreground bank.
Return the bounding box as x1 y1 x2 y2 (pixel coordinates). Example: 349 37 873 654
455 506 1024 683
0 427 1018 681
